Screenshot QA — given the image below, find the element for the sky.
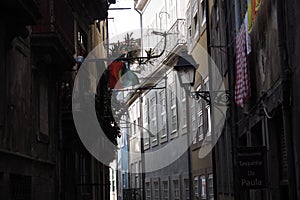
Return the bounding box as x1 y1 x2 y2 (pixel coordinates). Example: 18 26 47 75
108 0 141 42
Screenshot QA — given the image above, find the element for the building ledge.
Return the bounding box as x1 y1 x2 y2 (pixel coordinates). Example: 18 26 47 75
31 33 76 70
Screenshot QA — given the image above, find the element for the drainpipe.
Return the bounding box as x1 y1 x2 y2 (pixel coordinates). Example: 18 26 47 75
229 0 240 199
134 6 145 200
277 0 297 199
186 92 193 200
134 7 143 57
205 2 218 200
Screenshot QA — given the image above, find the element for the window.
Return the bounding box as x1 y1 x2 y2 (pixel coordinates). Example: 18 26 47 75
162 181 169 200
143 99 150 149
170 81 177 134
122 173 125 188
208 174 214 200
135 175 139 188
197 91 204 141
154 181 160 200
133 120 136 136
200 175 207 199
193 13 199 37
181 88 187 130
150 95 158 144
131 163 134 175
184 178 190 200
77 27 87 56
146 181 151 200
191 100 197 144
200 0 207 26
204 78 211 137
186 4 193 49
198 112 204 141
194 176 199 199
159 90 167 139
173 179 180 200
112 180 115 192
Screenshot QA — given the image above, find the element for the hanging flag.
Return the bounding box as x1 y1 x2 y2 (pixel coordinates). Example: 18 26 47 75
247 0 253 33
255 0 262 13
245 9 252 55
108 61 140 90
235 23 250 107
109 61 126 89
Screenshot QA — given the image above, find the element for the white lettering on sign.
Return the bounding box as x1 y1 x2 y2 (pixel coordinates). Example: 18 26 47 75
241 178 263 187
239 160 262 167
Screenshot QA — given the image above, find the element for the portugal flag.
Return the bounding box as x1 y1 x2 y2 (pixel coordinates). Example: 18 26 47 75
109 61 126 89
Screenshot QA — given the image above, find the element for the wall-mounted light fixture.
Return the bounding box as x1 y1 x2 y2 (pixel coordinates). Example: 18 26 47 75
174 49 230 106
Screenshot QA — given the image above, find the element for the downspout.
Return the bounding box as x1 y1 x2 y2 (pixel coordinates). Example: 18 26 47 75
134 7 143 57
134 6 144 200
186 92 193 200
205 1 218 200
276 0 297 199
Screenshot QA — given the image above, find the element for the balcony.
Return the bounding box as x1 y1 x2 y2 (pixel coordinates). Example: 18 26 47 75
68 0 109 22
31 0 76 68
138 19 186 88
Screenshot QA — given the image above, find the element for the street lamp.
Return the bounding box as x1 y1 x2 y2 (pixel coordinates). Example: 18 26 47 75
174 49 198 87
174 49 230 106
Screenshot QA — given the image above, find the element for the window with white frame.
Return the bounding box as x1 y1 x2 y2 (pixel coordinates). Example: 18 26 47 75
150 95 158 143
186 4 192 49
193 13 199 38
173 179 180 200
170 81 177 134
146 181 151 200
159 90 167 138
204 78 211 137
208 174 214 200
133 120 136 136
135 173 139 188
200 0 207 26
162 180 169 200
194 176 199 199
154 181 160 200
143 99 150 148
191 99 197 144
198 111 204 141
181 88 187 130
192 0 199 39
197 86 204 141
200 175 207 199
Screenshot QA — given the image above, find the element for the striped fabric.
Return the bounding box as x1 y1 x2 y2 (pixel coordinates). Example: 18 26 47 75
235 23 250 106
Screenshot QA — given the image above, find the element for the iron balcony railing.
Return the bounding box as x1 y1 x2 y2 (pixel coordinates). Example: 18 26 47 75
137 19 187 81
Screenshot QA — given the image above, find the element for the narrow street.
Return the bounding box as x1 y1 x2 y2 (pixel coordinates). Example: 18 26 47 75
1 0 300 200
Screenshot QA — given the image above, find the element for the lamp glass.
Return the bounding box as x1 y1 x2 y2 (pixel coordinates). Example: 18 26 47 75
176 65 196 87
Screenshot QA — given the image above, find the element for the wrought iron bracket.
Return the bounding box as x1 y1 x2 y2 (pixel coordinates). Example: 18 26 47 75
189 90 231 106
